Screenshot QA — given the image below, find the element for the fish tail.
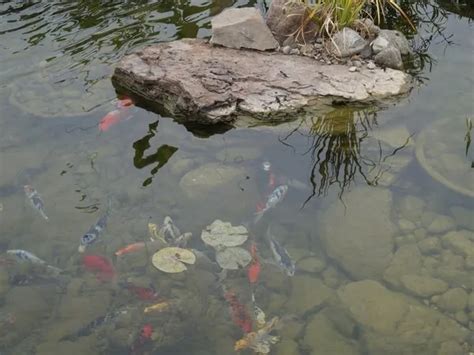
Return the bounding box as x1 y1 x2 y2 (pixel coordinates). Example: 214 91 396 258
40 209 49 221
46 265 62 274
253 211 264 224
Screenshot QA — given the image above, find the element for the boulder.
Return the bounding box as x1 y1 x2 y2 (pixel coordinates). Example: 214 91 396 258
266 0 318 44
400 274 449 298
112 39 412 125
377 29 412 55
318 187 395 280
210 7 278 51
371 36 390 54
375 46 403 70
338 280 470 354
329 28 368 57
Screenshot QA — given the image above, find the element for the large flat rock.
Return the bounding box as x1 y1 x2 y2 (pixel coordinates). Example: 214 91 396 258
112 39 412 125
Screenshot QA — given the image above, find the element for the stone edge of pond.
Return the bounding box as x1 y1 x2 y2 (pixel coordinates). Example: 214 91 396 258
111 39 413 126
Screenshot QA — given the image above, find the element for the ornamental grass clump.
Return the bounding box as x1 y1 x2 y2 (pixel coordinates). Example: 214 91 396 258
296 0 415 38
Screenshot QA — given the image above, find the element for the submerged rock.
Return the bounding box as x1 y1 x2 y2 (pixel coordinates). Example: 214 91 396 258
433 288 469 313
400 274 449 298
318 187 395 280
210 7 278 51
112 39 412 125
338 280 470 354
286 276 333 315
377 29 412 55
384 244 422 287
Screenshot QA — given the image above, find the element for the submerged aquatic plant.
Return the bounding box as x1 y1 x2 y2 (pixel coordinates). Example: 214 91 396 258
465 117 472 157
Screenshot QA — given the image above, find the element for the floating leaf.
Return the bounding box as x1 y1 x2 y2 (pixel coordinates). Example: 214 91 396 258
201 220 248 248
152 247 196 273
216 247 251 270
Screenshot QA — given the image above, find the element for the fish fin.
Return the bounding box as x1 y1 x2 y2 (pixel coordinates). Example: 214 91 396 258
253 211 264 224
40 210 49 221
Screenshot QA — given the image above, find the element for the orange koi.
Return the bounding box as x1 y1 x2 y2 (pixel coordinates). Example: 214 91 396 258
247 242 261 284
115 242 146 257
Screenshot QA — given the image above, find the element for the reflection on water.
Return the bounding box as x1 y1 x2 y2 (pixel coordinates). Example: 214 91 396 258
1 1 474 354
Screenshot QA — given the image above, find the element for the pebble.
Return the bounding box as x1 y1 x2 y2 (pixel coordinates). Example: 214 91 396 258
367 61 376 70
282 45 291 55
289 48 300 55
353 60 362 68
326 60 332 65
348 66 357 72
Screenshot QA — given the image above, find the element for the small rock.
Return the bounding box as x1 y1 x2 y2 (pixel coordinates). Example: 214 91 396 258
330 28 368 57
371 36 390 54
427 215 456 234
367 61 376 70
413 228 427 241
378 29 412 55
289 48 300 55
210 7 278 51
450 206 474 231
282 45 291 54
454 310 469 325
399 195 426 221
375 46 403 70
418 237 442 254
348 66 357 72
297 256 326 273
384 244 422 287
398 218 416 232
359 44 372 58
400 274 449 298
434 288 468 313
441 230 474 258
352 60 362 68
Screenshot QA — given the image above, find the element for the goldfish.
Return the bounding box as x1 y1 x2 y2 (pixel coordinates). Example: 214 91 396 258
254 185 288 224
115 242 146 256
98 108 131 132
223 288 253 334
78 213 108 253
247 242 261 284
234 317 280 353
143 301 170 314
24 185 48 220
82 254 116 282
6 249 62 274
266 227 295 277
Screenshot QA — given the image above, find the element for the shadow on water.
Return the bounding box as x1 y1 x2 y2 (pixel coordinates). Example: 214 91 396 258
132 119 178 187
279 106 413 206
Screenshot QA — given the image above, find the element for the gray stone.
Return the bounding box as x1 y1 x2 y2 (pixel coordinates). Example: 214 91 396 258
454 310 469 325
318 187 395 280
330 28 368 57
297 256 326 273
367 61 376 70
179 162 244 199
450 206 474 231
338 280 469 354
286 276 333 315
266 0 318 45
371 36 390 54
282 45 291 54
378 29 412 55
348 66 357 72
375 46 403 70
434 288 469 313
353 18 380 38
384 244 422 287
289 48 300 55
210 7 278 51
112 39 412 125
302 313 359 355
427 215 456 234
418 237 442 254
400 274 449 297
441 230 474 258
398 218 416 232
438 340 465 355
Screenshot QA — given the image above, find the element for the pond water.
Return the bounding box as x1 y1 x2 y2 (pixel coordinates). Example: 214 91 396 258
0 1 473 354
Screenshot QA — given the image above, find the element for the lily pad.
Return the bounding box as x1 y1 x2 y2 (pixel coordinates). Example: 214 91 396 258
216 247 251 270
201 220 248 248
152 247 196 273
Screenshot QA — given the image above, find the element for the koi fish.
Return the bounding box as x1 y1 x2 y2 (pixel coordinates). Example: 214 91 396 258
82 254 116 282
247 242 261 284
159 216 181 244
78 213 108 253
143 301 170 314
251 292 266 329
115 242 146 256
98 109 131 132
130 323 154 355
116 96 134 108
120 282 160 301
266 227 295 277
254 185 288 224
223 288 253 333
6 249 62 274
24 185 48 220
